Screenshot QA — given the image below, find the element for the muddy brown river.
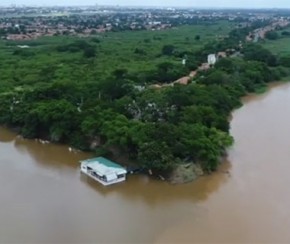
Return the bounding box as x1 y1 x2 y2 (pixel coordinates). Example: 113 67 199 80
1 83 290 243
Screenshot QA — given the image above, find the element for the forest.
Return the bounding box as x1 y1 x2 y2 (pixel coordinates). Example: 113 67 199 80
0 20 289 176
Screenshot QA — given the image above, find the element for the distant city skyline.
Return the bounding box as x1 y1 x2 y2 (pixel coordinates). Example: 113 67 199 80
1 0 290 8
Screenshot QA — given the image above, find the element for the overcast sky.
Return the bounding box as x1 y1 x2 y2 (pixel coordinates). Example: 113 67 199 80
1 0 290 8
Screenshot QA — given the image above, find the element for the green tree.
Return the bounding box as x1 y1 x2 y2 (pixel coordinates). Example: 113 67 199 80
195 35 201 41
83 47 96 58
161 44 175 56
138 141 175 171
265 31 279 40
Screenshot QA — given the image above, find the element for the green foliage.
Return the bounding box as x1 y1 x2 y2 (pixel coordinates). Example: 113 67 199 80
83 46 96 58
262 29 290 57
177 123 233 171
243 44 277 66
281 31 290 36
161 44 175 56
56 39 94 53
195 35 201 41
0 20 285 175
265 31 279 40
138 141 175 171
279 56 290 67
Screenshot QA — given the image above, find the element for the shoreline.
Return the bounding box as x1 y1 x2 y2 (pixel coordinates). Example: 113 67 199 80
2 80 288 184
170 80 290 184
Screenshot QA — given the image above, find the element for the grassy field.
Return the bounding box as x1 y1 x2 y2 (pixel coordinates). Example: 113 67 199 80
2 20 235 75
96 21 234 73
0 20 236 93
262 37 290 56
262 26 290 56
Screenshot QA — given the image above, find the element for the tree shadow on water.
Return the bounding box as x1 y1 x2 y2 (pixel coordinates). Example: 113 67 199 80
0 127 16 143
12 135 91 170
6 127 232 206
79 159 232 206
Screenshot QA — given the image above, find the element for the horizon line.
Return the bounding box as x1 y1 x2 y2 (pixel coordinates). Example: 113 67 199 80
0 4 290 10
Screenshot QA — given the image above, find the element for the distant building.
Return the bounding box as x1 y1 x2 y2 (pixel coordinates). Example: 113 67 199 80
199 63 211 71
207 54 217 65
217 51 227 59
17 45 30 49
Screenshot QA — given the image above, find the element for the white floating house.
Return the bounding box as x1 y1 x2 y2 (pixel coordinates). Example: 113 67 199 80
80 157 127 186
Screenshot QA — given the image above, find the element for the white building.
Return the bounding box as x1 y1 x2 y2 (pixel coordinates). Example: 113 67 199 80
207 54 217 65
80 157 127 186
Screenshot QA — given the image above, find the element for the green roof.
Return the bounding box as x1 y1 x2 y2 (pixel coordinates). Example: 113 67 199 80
81 157 125 170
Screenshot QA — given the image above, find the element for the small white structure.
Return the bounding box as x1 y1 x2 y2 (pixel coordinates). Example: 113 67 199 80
17 45 30 49
80 157 127 186
207 54 217 65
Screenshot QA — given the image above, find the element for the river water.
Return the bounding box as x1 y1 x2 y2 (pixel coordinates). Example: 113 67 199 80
1 83 290 243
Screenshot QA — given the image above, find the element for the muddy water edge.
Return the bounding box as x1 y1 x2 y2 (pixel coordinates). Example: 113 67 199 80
1 82 290 243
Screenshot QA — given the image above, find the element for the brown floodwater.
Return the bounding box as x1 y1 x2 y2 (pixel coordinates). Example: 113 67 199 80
1 82 290 243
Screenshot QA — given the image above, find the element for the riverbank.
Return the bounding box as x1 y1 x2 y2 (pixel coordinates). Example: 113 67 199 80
0 29 288 182
2 80 288 185
2 82 290 243
169 80 289 184
156 82 290 243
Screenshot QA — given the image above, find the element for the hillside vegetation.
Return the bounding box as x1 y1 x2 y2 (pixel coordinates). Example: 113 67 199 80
0 20 288 176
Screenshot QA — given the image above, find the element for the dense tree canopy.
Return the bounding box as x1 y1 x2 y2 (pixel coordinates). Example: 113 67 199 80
0 21 287 175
